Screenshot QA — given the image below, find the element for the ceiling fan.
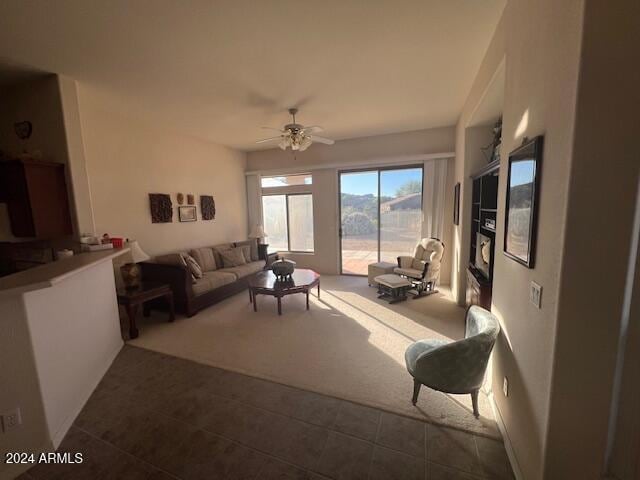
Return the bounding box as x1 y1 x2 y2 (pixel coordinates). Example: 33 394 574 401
256 108 335 151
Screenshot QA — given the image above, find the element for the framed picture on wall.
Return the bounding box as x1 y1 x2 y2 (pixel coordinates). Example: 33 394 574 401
453 182 460 225
178 206 197 222
504 135 543 268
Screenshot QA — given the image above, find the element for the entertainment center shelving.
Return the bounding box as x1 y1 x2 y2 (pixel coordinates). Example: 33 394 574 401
466 159 499 310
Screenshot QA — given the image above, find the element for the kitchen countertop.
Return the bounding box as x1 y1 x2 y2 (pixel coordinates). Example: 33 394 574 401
0 248 129 296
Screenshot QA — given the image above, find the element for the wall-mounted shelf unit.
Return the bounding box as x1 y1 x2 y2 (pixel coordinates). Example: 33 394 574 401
467 159 500 310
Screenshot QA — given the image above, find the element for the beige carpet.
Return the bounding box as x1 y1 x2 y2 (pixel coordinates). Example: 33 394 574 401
128 275 500 438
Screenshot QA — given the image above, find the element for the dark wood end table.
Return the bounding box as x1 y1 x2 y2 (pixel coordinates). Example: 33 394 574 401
117 281 175 339
249 269 320 315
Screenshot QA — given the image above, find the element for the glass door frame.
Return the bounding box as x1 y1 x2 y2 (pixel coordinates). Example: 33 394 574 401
338 164 424 276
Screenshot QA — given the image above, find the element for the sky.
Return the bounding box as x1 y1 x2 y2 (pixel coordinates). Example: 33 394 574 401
340 168 422 197
510 159 535 187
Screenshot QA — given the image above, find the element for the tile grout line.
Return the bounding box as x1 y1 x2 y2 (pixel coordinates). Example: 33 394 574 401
424 422 429 480
145 409 327 476
365 409 385 479
115 375 433 462
71 425 183 480
102 349 507 478
124 345 503 441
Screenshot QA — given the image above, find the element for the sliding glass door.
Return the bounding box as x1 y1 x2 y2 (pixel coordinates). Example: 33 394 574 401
340 171 379 274
339 166 423 275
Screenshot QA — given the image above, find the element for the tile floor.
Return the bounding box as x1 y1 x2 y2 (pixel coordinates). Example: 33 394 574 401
19 346 514 480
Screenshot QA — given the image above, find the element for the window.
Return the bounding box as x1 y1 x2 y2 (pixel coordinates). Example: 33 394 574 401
261 174 312 188
262 194 314 252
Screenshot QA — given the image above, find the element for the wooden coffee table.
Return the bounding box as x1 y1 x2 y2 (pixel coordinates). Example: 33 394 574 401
249 269 320 315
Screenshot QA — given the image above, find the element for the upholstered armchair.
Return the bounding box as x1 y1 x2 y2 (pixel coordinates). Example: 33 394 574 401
395 237 444 297
404 306 500 417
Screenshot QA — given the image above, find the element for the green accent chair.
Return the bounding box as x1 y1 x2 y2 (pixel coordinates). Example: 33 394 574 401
405 305 500 417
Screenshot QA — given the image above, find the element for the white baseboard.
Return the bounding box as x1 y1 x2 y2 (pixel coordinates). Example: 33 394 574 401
488 392 524 480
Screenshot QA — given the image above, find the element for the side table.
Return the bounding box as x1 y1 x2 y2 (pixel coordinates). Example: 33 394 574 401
116 281 175 339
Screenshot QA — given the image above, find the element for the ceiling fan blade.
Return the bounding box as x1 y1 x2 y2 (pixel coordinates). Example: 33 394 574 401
302 125 323 133
310 135 335 145
255 136 282 144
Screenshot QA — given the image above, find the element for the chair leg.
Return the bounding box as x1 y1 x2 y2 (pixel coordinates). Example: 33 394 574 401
412 380 421 405
471 389 480 418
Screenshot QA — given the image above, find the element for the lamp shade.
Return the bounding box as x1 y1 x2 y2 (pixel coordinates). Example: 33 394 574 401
249 225 267 239
127 240 150 263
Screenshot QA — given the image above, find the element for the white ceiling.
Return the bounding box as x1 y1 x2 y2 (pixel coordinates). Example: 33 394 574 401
0 0 504 151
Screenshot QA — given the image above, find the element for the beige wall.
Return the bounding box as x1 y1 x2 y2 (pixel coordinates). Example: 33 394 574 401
76 86 248 256
452 0 639 478
0 258 124 479
451 1 585 478
247 127 454 172
0 294 51 479
543 0 639 477
247 128 455 278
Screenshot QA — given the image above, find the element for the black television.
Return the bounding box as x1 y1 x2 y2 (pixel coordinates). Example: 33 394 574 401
476 232 492 279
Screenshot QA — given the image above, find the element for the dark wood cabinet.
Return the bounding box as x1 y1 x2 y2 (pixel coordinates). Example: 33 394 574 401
0 159 73 238
466 266 492 310
467 160 499 310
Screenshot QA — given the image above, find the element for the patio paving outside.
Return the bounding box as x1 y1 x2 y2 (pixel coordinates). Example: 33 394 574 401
341 233 418 275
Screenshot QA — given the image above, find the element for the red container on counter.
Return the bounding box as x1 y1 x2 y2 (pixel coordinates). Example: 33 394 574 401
110 237 124 248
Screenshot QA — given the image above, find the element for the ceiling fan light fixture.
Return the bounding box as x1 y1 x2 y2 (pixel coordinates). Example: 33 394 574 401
299 135 313 151
256 108 333 151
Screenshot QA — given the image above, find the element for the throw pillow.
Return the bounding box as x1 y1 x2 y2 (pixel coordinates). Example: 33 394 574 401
211 243 234 270
238 245 251 263
220 247 247 267
190 247 217 271
184 254 203 279
235 239 259 262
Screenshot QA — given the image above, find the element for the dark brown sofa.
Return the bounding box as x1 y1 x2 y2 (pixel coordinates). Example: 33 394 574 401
140 240 267 317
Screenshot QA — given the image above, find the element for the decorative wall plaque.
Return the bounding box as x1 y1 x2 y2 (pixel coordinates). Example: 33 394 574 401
201 195 216 220
149 193 172 223
177 193 184 205
187 194 195 205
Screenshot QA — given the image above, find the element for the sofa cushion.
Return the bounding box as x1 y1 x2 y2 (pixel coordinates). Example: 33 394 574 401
211 243 234 269
204 271 237 289
191 271 237 296
219 261 264 279
235 239 259 262
411 259 427 271
394 266 423 279
219 247 247 267
190 247 217 271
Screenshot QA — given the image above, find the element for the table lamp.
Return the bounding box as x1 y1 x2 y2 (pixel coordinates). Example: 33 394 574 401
121 240 150 289
249 225 267 245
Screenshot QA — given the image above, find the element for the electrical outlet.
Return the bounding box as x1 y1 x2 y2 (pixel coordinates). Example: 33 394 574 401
503 377 509 398
1 408 22 432
530 281 542 309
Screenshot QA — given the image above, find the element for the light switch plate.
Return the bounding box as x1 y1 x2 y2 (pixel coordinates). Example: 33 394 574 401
530 281 542 309
503 377 509 397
